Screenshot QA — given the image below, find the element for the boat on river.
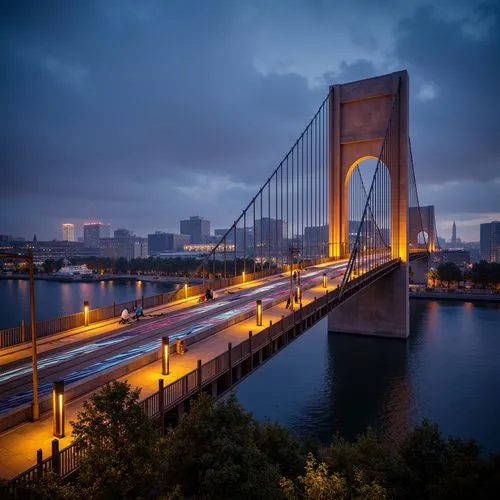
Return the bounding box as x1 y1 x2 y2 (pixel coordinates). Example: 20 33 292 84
54 264 94 282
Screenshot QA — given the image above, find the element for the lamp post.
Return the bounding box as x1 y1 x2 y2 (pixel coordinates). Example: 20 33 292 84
256 300 262 326
83 300 89 326
322 273 327 288
27 250 40 420
52 380 65 438
162 336 170 375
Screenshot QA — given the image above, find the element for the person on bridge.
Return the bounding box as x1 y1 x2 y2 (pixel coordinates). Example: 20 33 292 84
119 308 130 324
135 305 143 321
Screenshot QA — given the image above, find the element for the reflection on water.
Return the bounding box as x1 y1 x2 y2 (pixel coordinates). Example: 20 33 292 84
0 279 174 329
236 300 500 454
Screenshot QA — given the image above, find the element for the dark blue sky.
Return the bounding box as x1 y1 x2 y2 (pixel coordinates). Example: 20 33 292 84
1 0 499 242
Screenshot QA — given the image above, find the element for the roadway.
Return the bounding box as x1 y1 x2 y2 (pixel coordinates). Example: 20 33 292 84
0 260 350 417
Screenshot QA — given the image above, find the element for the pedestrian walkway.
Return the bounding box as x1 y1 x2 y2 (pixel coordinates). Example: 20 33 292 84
0 265 342 480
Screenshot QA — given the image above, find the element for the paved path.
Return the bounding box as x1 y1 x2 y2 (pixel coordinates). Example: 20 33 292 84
0 263 344 480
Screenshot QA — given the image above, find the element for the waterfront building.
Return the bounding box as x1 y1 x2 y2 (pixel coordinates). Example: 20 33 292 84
254 218 288 257
62 223 75 242
83 222 111 248
33 241 99 260
214 227 253 251
100 232 149 260
148 232 191 256
480 221 500 262
114 228 133 238
180 216 210 244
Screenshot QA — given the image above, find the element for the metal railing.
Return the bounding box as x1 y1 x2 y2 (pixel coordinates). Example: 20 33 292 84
7 259 399 490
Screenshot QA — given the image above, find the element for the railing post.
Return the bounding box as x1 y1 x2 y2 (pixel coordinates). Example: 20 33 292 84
158 378 165 435
227 342 232 386
248 331 253 370
197 359 202 394
21 319 26 342
36 448 43 477
51 439 60 476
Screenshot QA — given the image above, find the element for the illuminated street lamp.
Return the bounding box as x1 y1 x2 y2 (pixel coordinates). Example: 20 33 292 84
162 336 170 375
322 273 327 288
52 380 65 438
256 300 263 326
83 300 89 326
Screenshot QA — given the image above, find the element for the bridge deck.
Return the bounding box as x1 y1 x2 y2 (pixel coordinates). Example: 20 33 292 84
0 263 344 480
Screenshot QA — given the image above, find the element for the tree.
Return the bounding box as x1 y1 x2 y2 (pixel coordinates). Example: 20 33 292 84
426 268 439 287
437 262 462 288
162 393 284 499
471 261 491 288
280 453 387 500
70 381 165 500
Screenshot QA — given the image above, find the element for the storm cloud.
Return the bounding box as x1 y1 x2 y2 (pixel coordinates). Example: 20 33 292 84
1 0 499 241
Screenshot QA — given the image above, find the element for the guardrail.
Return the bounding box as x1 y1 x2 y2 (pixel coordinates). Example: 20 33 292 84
7 258 399 490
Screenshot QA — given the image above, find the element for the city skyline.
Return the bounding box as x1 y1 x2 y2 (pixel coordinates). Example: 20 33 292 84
1 0 499 242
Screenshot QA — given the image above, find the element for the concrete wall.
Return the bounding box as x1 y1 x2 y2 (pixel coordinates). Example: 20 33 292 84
328 265 409 339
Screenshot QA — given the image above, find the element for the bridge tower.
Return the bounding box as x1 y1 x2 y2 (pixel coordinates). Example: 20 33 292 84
328 71 410 339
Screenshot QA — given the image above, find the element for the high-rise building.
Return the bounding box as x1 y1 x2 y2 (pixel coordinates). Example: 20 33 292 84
451 221 457 245
100 235 148 260
148 232 191 256
83 222 111 248
62 223 75 242
114 228 133 238
480 221 500 262
254 218 288 257
180 216 210 244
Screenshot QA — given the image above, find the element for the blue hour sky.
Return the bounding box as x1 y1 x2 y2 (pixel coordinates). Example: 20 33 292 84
1 0 499 242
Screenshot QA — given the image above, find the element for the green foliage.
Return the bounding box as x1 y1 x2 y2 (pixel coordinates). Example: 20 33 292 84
436 262 462 287
162 393 284 499
321 429 394 492
7 385 500 500
70 380 165 500
470 260 500 288
255 421 306 478
1 472 74 500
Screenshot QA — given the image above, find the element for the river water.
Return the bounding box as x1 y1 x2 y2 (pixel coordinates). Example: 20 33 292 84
236 300 500 454
1 281 499 453
0 279 175 329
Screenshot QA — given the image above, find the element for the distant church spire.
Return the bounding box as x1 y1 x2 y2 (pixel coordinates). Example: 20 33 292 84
33 233 37 243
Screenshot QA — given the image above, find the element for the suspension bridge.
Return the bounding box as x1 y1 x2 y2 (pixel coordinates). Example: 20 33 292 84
0 71 440 486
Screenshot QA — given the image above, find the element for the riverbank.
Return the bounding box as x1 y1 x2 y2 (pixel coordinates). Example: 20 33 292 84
410 290 500 302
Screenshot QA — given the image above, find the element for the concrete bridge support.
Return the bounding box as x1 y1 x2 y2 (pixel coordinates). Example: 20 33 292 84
328 266 409 339
327 71 410 338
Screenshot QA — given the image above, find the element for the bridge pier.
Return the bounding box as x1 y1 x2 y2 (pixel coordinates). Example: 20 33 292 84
328 266 409 339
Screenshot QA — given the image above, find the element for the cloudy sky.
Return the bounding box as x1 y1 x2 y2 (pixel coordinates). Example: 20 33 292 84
1 0 499 242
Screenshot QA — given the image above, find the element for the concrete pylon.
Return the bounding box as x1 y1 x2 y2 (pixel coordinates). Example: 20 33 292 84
328 71 410 339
